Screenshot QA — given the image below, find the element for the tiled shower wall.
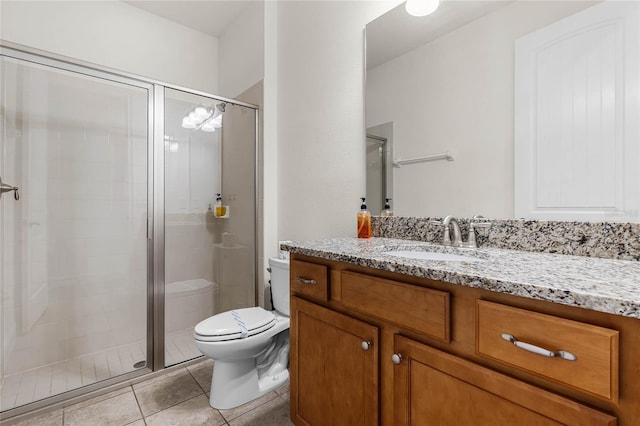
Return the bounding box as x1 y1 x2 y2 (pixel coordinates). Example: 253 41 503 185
2 67 148 376
164 130 219 286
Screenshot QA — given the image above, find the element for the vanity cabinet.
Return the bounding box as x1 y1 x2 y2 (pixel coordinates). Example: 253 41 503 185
290 296 379 426
289 254 635 425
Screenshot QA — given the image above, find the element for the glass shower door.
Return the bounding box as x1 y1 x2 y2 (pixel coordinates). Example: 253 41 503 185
163 88 257 367
366 135 387 215
0 55 150 412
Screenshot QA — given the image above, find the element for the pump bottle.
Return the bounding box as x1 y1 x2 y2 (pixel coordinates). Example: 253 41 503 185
357 197 371 239
215 193 226 217
381 198 394 217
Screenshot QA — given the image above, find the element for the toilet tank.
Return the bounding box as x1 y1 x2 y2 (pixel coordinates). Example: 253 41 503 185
268 257 290 316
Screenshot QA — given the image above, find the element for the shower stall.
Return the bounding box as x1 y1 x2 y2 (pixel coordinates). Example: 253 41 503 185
0 43 258 418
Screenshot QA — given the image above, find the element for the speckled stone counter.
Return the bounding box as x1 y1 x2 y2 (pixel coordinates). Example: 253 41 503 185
281 237 640 319
372 217 640 261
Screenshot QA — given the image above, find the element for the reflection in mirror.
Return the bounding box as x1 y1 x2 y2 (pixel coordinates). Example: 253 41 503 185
366 122 394 215
365 0 639 221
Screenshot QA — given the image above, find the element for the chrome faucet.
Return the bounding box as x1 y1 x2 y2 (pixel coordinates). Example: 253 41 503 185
431 215 462 247
432 216 491 248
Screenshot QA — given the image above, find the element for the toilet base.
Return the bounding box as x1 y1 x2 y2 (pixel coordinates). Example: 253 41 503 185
209 330 290 409
209 358 289 409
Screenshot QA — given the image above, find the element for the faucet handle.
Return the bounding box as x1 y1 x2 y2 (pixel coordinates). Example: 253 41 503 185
462 221 491 248
470 222 491 230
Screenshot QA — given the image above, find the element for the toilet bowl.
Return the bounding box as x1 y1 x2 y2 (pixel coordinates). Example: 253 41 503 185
194 257 290 409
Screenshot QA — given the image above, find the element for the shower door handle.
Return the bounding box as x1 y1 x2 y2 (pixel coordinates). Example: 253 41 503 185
0 178 19 200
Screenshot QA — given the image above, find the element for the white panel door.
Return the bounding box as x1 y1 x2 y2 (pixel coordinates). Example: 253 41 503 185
514 1 639 221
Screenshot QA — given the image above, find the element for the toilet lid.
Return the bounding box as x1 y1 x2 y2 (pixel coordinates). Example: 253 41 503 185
194 307 275 342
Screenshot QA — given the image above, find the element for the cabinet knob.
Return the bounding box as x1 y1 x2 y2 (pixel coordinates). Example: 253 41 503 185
361 341 372 351
391 353 404 365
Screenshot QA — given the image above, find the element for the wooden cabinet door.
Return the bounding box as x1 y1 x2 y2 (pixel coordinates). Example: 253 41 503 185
291 296 379 426
392 335 616 426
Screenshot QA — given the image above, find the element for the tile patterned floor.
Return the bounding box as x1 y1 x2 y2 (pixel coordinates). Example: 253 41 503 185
3 359 293 426
1 329 201 412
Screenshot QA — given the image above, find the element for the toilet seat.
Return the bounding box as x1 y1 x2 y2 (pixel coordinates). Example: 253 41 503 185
194 307 276 342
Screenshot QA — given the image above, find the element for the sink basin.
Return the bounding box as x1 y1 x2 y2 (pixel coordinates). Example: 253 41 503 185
384 250 485 262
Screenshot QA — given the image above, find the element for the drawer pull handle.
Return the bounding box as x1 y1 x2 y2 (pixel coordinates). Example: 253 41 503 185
296 276 317 285
501 333 577 361
361 341 372 351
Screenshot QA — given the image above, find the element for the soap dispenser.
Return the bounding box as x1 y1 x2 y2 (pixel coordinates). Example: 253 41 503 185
214 193 226 217
381 198 394 217
357 197 371 239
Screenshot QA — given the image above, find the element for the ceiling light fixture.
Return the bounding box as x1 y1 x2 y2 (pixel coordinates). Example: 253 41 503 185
405 0 440 17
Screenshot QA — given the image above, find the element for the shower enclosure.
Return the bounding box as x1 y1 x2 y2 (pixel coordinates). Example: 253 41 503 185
0 43 258 418
162 88 257 368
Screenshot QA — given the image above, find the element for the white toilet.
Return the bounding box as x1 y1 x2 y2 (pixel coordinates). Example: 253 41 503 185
194 257 290 409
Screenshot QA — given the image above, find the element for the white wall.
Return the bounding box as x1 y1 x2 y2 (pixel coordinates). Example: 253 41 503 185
263 2 279 298
366 1 594 218
219 1 265 98
1 0 219 93
274 0 399 242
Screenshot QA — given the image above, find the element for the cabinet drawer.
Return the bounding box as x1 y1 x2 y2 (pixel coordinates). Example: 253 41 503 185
336 271 449 341
476 300 619 402
290 259 328 302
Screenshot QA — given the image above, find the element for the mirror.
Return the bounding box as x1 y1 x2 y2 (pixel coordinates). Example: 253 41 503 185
365 0 639 221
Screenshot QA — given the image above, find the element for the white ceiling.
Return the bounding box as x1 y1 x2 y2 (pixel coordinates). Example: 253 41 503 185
366 1 513 69
123 0 257 38
124 0 512 67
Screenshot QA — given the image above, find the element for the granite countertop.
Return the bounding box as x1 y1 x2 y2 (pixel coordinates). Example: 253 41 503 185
281 237 640 319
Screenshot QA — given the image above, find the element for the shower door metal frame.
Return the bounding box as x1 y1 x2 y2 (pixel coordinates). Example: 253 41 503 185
0 40 260 420
0 43 156 420
151 85 165 371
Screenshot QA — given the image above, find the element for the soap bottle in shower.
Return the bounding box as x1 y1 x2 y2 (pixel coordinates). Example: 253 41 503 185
357 197 371 239
215 193 226 217
381 198 394 217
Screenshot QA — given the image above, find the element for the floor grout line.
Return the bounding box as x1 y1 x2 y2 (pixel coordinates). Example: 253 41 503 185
185 365 208 395
129 384 146 426
142 392 205 421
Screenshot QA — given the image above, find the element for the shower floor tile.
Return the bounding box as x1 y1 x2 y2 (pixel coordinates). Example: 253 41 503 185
0 340 146 412
165 328 201 367
1 329 200 413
